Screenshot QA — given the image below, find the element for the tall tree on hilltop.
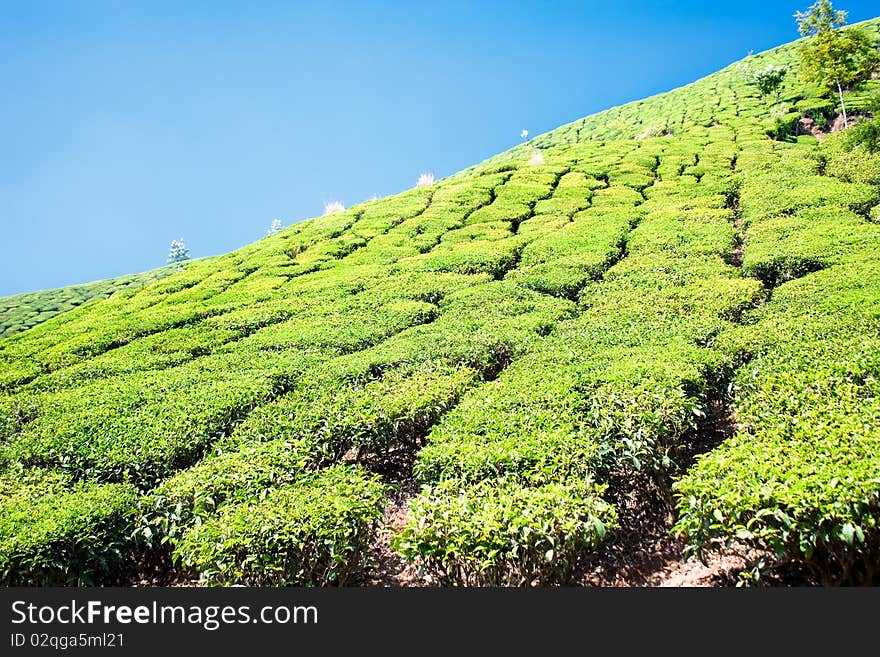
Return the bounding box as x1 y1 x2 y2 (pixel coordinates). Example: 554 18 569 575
795 0 879 129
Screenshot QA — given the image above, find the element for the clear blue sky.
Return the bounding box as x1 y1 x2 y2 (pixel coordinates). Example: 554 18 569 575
1 0 877 296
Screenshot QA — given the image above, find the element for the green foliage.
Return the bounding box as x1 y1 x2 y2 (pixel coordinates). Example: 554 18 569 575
673 127 880 584
0 266 175 340
795 1 879 117
0 471 139 585
174 465 386 585
765 106 802 140
674 262 880 584
230 362 478 461
0 349 318 484
795 0 849 37
742 206 878 286
839 118 880 154
739 155 878 222
139 439 317 546
822 120 880 184
509 208 634 299
753 64 788 99
2 17 880 587
393 478 616 585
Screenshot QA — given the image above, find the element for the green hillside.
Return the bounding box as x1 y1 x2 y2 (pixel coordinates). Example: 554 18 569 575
1 19 879 586
0 266 176 340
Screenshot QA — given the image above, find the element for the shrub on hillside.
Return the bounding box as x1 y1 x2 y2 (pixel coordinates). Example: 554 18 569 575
0 471 139 585
752 64 788 100
765 105 802 140
741 206 877 286
812 118 880 185
175 465 385 586
139 439 317 546
823 139 880 186
393 478 616 586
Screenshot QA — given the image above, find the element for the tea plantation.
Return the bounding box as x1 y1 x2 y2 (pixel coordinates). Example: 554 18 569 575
1 19 879 586
0 266 176 340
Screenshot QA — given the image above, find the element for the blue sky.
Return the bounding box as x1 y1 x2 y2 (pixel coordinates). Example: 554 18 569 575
1 0 877 296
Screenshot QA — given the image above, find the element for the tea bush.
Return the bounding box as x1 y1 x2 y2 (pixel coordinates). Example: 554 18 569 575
139 439 318 546
0 470 139 585
393 478 615 585
174 465 385 585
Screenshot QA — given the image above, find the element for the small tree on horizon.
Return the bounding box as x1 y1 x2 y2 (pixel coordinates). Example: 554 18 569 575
795 0 880 129
268 218 283 235
167 238 190 271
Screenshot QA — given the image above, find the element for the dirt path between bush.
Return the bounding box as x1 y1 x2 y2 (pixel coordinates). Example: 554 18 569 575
649 550 749 587
579 528 749 587
358 488 424 587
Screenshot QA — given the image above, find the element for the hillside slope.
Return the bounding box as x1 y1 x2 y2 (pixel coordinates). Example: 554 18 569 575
0 266 176 340
1 20 879 586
